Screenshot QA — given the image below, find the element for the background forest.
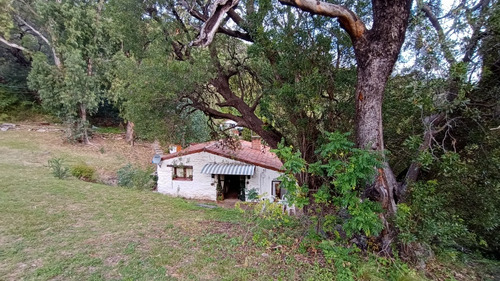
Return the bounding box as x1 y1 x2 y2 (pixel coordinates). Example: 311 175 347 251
1 0 499 277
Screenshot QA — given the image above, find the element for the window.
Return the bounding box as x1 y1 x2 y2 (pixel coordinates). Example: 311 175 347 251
172 166 193 181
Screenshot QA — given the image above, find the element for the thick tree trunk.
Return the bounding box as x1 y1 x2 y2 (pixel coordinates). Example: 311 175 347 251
354 60 399 253
355 65 398 215
351 0 412 253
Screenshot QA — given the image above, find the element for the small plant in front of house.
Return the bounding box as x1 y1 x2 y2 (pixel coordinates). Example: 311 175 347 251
247 188 259 201
117 164 155 190
48 157 69 179
216 181 223 201
70 163 96 182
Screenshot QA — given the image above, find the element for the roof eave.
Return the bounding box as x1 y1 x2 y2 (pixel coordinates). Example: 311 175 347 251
161 149 283 172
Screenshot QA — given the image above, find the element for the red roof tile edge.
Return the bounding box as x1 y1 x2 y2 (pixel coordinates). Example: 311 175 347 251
161 141 283 172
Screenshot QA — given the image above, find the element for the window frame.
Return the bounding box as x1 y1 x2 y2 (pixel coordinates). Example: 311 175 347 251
170 165 193 181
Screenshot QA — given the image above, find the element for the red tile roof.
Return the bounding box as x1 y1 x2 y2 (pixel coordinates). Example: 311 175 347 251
161 140 283 172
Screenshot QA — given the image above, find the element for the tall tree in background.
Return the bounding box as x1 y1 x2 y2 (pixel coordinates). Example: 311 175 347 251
27 1 116 143
106 0 213 145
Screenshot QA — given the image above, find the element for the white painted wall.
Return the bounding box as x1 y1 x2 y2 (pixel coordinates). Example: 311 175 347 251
157 151 282 201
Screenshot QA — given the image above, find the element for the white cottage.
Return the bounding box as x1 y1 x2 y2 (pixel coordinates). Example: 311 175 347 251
157 138 283 201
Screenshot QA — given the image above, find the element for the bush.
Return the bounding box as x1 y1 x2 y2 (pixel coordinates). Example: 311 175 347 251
273 131 383 238
247 188 259 201
48 157 69 179
70 163 96 182
117 164 155 190
406 180 470 245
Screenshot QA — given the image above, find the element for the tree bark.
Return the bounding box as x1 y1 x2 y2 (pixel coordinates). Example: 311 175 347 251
0 36 30 52
126 121 135 146
350 0 412 253
79 103 90 144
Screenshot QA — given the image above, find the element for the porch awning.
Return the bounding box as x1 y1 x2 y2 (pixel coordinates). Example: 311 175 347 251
200 163 255 176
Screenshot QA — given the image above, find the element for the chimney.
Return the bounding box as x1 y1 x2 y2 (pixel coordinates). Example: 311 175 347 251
251 136 261 150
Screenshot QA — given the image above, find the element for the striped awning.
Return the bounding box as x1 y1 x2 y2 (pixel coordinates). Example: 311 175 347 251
200 163 255 176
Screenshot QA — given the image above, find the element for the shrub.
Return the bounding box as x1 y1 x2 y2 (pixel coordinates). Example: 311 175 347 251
319 240 359 281
70 163 96 182
117 164 155 190
247 188 259 201
48 157 69 179
273 131 383 238
396 180 470 253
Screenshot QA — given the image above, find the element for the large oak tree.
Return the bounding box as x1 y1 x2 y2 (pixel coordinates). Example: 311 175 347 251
191 0 412 248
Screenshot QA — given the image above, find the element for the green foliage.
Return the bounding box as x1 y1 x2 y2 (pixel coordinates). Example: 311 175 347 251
26 1 119 142
70 163 96 182
274 132 383 238
0 48 39 121
117 164 155 190
319 241 359 281
0 85 39 121
318 240 425 281
437 147 500 256
246 188 259 201
109 51 211 144
47 157 69 179
240 128 252 141
396 179 471 261
249 11 357 150
0 0 13 38
236 198 292 229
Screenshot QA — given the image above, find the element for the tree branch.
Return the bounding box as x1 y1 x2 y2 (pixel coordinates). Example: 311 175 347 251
0 36 30 52
227 8 244 26
462 0 490 63
471 0 489 12
278 0 365 39
148 8 190 61
191 0 244 46
191 98 246 125
15 15 61 68
250 94 262 112
183 0 253 44
418 2 456 65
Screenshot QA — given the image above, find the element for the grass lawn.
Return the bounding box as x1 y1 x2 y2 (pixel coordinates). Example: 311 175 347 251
1 125 498 281
0 126 329 280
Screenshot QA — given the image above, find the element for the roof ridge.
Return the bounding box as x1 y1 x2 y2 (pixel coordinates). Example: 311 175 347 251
204 141 218 149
